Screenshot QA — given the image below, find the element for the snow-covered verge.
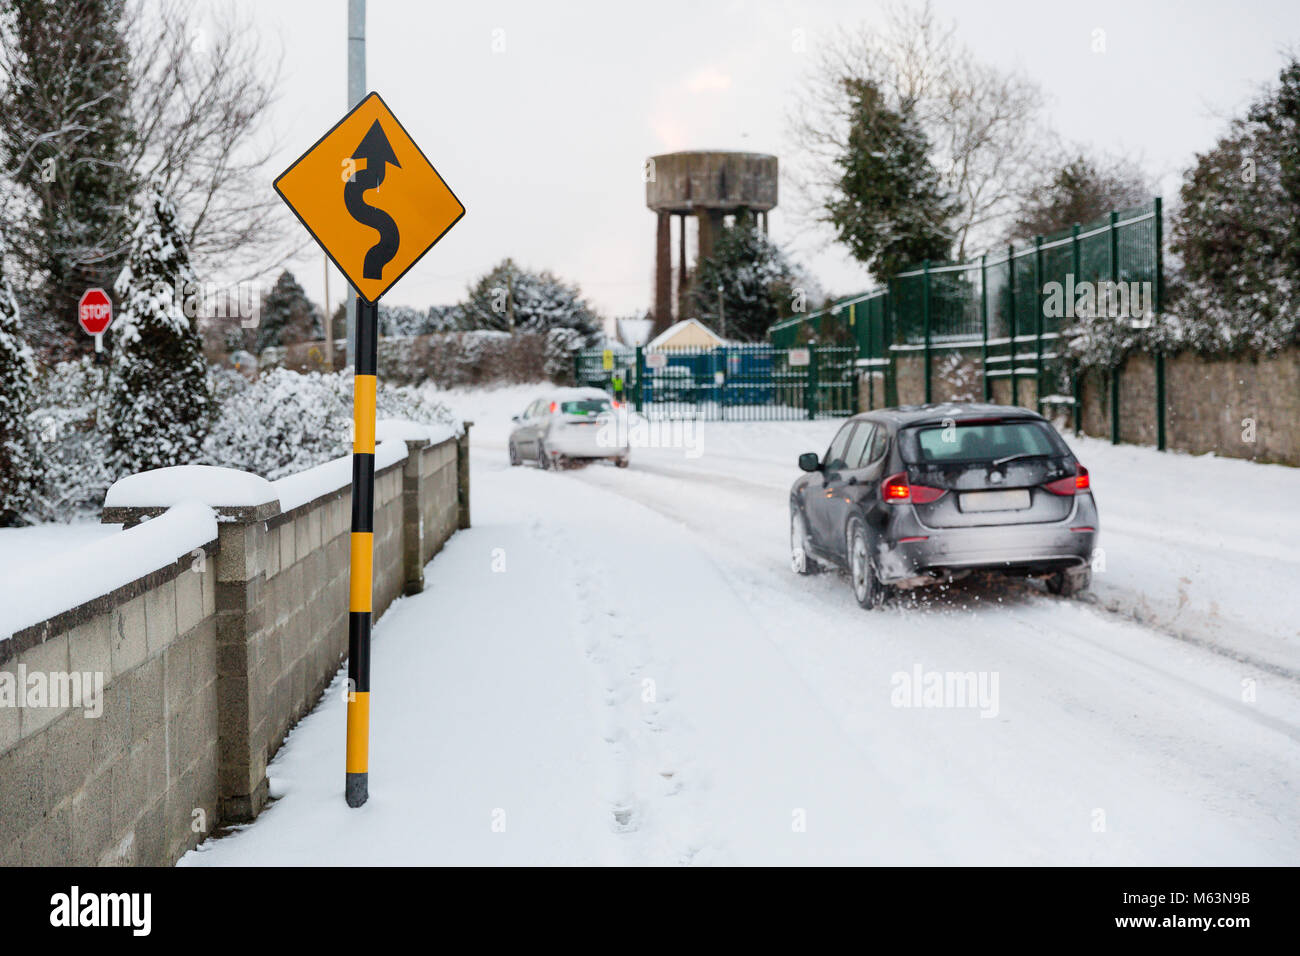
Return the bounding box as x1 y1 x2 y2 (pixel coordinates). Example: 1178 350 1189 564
0 500 217 640
1068 435 1299 675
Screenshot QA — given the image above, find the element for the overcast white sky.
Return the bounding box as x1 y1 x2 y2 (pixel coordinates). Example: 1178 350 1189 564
225 0 1300 319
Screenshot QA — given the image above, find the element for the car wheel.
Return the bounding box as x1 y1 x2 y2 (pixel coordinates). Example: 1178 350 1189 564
508 441 520 466
790 509 819 576
538 441 551 470
847 518 885 609
1047 565 1091 597
615 456 629 468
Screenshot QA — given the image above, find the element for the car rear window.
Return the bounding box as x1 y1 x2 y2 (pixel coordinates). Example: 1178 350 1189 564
560 400 610 415
901 420 1066 464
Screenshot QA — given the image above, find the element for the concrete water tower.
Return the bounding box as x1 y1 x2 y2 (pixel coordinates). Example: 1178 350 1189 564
646 150 778 335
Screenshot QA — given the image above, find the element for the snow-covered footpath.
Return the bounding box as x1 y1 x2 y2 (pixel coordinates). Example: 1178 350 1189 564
170 384 1300 865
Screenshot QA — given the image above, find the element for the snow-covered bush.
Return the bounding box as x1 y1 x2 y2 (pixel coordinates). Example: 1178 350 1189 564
202 368 457 480
0 270 40 524
27 357 115 521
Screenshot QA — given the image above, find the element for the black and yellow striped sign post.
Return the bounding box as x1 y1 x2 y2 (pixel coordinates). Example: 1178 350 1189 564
345 295 378 807
272 92 465 809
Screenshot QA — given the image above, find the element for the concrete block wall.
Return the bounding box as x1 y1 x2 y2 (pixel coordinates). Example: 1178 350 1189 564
1 432 468 866
0 544 220 867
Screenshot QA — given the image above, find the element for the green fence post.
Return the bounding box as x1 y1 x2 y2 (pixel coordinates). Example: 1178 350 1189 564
1007 244 1017 407
922 259 932 403
885 284 898 407
1109 211 1121 444
1072 224 1082 435
1072 365 1082 437
634 345 644 413
980 253 990 402
1154 196 1166 451
807 345 819 420
1034 235 1044 412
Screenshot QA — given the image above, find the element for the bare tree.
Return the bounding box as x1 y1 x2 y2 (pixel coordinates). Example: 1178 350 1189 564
789 0 1048 262
123 0 295 283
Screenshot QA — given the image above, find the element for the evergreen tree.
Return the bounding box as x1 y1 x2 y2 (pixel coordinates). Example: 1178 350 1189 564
255 270 322 352
0 261 38 524
823 79 957 280
0 0 136 360
106 188 212 474
1166 56 1300 353
461 259 602 344
690 218 803 342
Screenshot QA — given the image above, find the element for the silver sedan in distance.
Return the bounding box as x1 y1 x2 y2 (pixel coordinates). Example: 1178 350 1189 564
508 387 630 470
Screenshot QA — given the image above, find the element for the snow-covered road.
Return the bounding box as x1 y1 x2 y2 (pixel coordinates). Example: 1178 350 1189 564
185 386 1300 866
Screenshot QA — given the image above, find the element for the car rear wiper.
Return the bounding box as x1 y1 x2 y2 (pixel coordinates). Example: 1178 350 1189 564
990 452 1051 468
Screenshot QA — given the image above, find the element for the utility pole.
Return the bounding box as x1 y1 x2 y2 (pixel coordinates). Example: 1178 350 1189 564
345 0 365 368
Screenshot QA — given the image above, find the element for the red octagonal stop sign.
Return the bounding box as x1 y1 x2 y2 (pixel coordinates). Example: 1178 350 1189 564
78 288 112 336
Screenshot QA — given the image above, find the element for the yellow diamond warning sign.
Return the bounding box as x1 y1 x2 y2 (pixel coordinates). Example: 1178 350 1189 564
274 92 465 303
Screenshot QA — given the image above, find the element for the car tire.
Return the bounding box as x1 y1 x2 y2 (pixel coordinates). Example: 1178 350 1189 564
846 517 885 609
1047 565 1091 597
790 509 820 576
538 441 551 470
615 456 629 468
508 441 520 466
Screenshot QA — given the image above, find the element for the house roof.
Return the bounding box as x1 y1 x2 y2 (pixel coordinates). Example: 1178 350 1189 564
645 318 724 350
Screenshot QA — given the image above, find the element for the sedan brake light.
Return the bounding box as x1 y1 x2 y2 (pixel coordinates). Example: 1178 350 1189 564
1045 463 1089 496
883 472 946 504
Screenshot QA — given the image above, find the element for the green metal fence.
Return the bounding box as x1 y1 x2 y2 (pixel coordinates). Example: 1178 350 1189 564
576 200 1162 430
767 199 1163 432
574 342 858 421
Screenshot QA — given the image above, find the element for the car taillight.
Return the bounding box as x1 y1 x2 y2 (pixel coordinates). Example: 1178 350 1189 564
883 472 945 504
612 401 623 409
1045 464 1089 496
549 401 557 413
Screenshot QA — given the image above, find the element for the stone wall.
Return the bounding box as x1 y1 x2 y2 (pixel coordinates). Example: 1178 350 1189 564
872 345 999 410
857 341 1298 465
1077 347 1300 465
0 431 470 866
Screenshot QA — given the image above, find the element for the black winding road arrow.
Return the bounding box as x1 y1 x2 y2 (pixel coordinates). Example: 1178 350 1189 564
345 119 402 281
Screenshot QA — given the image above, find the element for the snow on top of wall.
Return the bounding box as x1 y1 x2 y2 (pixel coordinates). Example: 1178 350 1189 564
0 500 218 642
272 440 408 513
375 419 458 445
106 465 277 509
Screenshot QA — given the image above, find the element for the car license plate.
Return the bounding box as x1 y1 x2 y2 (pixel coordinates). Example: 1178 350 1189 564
960 489 1031 512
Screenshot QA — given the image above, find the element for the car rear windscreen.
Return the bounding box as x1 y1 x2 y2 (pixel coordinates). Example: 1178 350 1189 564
902 420 1066 464
561 400 610 415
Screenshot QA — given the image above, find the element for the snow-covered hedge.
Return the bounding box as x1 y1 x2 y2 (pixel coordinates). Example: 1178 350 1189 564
28 358 115 521
24 364 459 519
372 328 582 386
202 368 458 481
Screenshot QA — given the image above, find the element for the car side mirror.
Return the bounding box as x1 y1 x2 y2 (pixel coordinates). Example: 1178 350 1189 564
511 414 521 423
798 452 821 472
